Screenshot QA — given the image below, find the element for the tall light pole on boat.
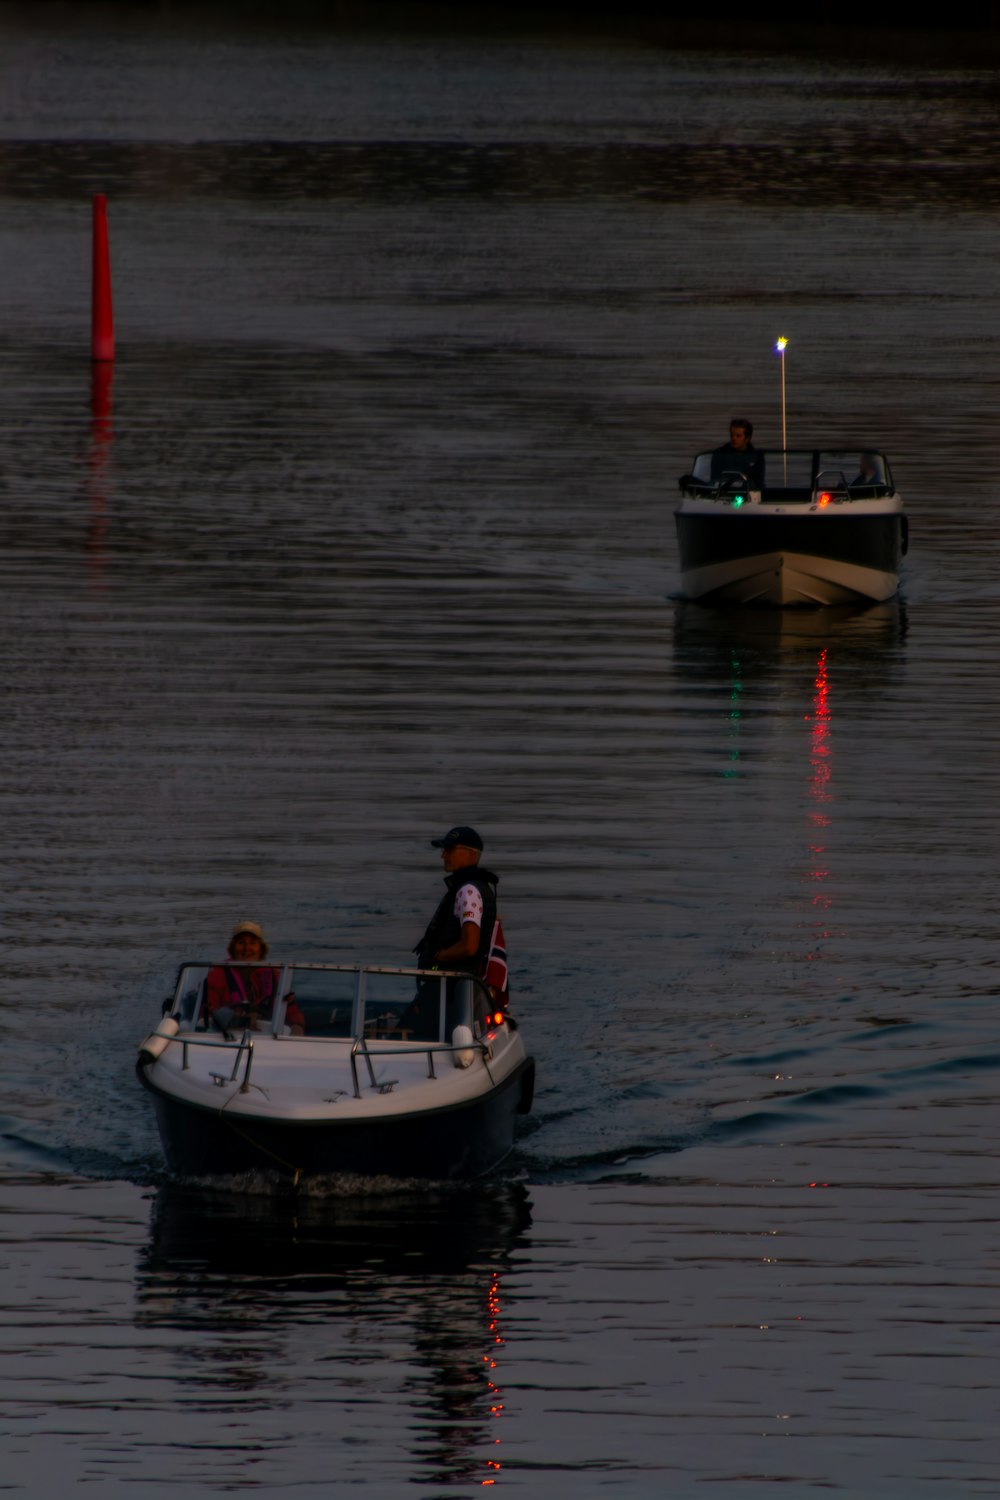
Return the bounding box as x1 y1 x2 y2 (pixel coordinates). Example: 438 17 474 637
775 336 788 484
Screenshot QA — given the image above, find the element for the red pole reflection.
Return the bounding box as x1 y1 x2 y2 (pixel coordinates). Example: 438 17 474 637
86 361 114 586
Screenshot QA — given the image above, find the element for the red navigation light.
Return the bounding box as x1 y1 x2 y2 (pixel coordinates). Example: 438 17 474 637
818 492 832 508
492 1011 504 1026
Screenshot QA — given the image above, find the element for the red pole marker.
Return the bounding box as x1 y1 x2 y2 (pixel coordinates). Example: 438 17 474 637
91 193 115 362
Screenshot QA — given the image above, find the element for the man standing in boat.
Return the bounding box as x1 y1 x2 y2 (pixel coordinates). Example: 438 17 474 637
710 417 765 488
404 826 507 1037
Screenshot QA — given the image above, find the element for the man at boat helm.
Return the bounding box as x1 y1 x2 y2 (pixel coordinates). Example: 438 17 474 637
401 827 507 1038
710 417 765 488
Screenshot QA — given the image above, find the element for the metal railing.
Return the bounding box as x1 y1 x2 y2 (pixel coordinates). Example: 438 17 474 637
144 1021 486 1100
141 1026 257 1091
348 1035 488 1100
147 963 498 1098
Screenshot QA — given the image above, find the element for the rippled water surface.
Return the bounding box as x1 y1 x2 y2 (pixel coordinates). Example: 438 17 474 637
1 11 999 1497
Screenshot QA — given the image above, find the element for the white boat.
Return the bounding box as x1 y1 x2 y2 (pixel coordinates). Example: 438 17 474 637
675 448 908 606
137 961 535 1184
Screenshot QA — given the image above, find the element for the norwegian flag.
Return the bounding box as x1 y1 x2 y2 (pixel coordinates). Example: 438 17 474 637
483 917 509 998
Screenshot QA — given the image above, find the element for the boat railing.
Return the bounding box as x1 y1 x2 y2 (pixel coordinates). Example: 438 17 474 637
140 1024 257 1090
348 1034 490 1099
141 1017 488 1099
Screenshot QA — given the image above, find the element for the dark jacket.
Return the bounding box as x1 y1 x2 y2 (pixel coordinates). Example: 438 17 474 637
710 442 764 487
415 865 498 974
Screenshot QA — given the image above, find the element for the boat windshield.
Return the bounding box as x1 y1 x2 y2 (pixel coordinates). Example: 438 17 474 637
168 962 491 1042
816 449 889 490
684 449 891 494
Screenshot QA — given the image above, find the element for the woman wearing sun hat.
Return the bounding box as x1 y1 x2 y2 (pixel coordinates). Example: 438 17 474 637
204 920 304 1034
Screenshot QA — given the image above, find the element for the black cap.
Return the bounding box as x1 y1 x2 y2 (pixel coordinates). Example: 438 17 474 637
431 825 484 851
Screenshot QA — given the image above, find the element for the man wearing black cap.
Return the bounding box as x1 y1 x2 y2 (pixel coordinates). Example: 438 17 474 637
415 825 498 975
399 826 501 1040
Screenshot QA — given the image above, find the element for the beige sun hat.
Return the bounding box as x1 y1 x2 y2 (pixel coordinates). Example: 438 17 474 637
228 919 269 958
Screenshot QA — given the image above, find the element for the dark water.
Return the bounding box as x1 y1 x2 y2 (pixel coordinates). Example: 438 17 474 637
1 13 999 1497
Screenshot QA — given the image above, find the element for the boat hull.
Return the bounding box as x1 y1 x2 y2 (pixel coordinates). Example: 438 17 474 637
675 509 904 606
139 1053 535 1183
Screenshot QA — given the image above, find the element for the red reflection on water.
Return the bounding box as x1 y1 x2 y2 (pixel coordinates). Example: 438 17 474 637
481 1269 505 1484
86 361 114 587
804 649 832 914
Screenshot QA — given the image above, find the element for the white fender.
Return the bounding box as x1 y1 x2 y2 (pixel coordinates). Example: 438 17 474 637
451 1024 476 1068
138 1016 180 1065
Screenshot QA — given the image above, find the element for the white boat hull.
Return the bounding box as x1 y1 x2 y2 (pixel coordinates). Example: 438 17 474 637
675 498 905 608
137 961 535 1184
139 1028 534 1183
679 547 899 607
675 447 907 608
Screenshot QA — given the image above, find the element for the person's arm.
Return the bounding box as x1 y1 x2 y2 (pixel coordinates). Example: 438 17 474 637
435 921 480 965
